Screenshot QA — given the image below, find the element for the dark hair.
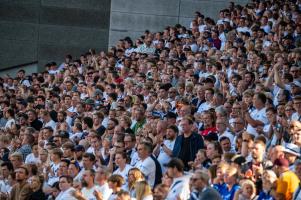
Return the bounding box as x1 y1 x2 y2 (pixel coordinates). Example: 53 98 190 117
83 117 93 129
59 175 73 184
83 153 96 162
1 162 14 172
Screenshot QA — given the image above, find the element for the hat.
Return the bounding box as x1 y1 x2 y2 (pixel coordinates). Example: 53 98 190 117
274 158 289 167
291 80 301 88
85 98 94 105
74 145 85 152
165 111 177 119
58 131 69 139
220 55 230 60
164 158 184 172
93 89 103 97
231 155 246 165
283 143 300 157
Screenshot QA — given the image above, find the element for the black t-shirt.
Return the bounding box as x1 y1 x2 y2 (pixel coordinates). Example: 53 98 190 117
179 134 192 170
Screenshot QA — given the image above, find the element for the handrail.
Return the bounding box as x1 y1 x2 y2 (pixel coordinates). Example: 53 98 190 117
0 61 38 72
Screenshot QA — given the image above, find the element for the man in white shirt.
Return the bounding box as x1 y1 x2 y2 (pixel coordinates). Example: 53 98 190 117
154 125 178 173
245 93 269 137
41 110 56 130
95 166 113 200
165 158 191 200
135 142 161 188
292 95 301 121
56 175 77 200
80 169 102 200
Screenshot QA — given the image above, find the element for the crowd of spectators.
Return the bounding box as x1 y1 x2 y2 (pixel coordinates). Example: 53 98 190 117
1 0 301 199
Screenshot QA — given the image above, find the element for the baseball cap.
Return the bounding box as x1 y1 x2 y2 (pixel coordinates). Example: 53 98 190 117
283 143 300 157
291 80 301 88
274 158 289 167
85 98 94 105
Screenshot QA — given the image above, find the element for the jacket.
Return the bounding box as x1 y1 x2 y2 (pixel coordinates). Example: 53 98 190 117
172 132 204 164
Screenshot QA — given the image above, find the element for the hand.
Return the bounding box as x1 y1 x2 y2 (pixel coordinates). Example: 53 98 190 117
242 131 250 141
94 190 103 200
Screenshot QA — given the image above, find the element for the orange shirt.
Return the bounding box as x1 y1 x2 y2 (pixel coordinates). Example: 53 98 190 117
276 170 300 200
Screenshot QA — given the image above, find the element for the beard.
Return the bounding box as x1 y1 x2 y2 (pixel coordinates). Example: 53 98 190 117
81 179 88 187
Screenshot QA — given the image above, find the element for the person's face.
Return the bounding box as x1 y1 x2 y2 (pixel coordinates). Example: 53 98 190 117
216 120 226 133
206 144 216 159
83 157 93 169
59 177 71 191
180 119 191 134
32 145 39 155
82 171 93 186
212 157 221 166
224 171 235 184
191 175 203 190
15 168 27 182
166 128 176 140
115 154 126 167
91 138 100 149
1 166 9 178
252 143 264 161
10 157 21 169
39 151 48 162
293 100 301 113
284 153 297 164
137 144 148 160
124 136 134 150
243 184 254 198
68 164 79 178
28 176 41 190
233 119 244 132
203 113 213 127
59 162 69 175
221 139 231 152
205 90 213 102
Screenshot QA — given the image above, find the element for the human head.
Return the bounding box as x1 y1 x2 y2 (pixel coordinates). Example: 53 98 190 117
59 175 73 191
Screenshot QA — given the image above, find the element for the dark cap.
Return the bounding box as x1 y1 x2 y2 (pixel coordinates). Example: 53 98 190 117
58 131 69 139
165 111 177 119
274 158 289 167
164 158 184 172
74 145 85 152
85 98 94 105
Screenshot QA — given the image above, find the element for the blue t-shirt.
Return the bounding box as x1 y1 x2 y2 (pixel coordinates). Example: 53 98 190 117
214 183 240 200
258 191 274 200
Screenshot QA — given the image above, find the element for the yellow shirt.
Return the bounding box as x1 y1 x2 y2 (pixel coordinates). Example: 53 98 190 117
276 170 300 200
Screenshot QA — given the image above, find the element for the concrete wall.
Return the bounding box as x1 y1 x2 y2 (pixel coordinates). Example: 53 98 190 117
0 0 111 71
109 0 249 47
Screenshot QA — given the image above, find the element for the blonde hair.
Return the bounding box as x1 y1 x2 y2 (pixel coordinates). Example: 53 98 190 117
241 179 256 198
128 168 145 189
135 180 152 200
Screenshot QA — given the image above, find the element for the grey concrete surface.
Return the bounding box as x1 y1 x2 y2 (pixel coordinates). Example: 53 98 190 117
109 0 249 47
0 0 111 71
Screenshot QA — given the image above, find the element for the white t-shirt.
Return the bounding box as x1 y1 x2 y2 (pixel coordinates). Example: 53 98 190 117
44 119 56 130
81 185 102 200
166 175 191 200
25 153 40 164
4 118 15 130
197 102 212 113
292 112 301 121
246 107 268 137
56 187 77 200
97 182 112 200
113 164 132 184
135 156 156 188
157 139 175 173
